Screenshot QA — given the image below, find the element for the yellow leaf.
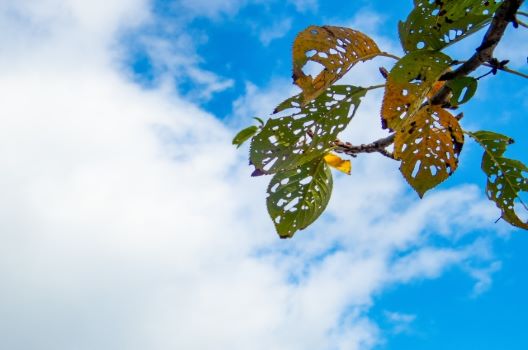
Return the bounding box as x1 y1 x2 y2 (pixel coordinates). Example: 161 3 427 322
293 26 381 105
324 153 351 175
394 106 464 197
381 51 451 131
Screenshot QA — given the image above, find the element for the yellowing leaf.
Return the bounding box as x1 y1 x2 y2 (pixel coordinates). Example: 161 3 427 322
381 51 451 131
324 153 351 175
395 106 464 197
293 25 381 104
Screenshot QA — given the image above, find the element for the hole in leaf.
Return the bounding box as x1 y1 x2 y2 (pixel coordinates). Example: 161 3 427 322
284 197 300 212
300 176 313 185
430 166 438 176
412 160 422 179
301 61 325 78
305 50 317 58
263 158 278 172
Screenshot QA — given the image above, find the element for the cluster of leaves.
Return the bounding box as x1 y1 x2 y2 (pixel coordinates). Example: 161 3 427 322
234 0 528 238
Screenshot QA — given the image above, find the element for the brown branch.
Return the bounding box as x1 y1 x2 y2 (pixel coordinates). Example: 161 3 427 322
333 0 523 158
432 0 524 104
334 134 395 159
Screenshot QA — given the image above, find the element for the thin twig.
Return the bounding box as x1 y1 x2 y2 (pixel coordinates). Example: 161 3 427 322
483 63 528 79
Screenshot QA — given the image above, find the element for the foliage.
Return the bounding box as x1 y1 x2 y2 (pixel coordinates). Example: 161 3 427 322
234 0 528 238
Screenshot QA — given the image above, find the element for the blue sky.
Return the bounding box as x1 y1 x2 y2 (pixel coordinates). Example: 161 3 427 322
0 1 527 349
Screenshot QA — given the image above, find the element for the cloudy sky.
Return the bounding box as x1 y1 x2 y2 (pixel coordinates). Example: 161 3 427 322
1 1 527 349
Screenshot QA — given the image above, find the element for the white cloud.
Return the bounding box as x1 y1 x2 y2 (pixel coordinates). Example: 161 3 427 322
259 18 293 46
0 1 512 350
384 311 416 334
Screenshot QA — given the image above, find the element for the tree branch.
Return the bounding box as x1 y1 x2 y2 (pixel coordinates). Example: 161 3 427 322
334 134 395 159
432 0 524 104
333 0 524 159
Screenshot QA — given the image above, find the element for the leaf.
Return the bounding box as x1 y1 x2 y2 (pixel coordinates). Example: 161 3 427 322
446 76 478 106
232 125 260 148
324 153 351 175
469 131 528 229
253 117 265 126
250 85 366 174
293 25 381 104
267 156 333 238
395 106 464 197
382 51 452 131
399 0 502 52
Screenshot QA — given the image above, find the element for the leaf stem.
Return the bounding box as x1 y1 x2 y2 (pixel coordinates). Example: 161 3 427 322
364 83 386 91
379 52 401 61
518 10 528 16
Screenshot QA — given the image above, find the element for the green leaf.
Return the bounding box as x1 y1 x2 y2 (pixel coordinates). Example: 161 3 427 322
469 131 528 230
399 0 501 52
253 117 265 126
250 85 366 174
232 125 260 149
382 51 452 131
267 156 333 238
446 76 478 106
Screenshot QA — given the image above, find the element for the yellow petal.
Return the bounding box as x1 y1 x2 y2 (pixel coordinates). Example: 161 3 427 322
324 153 351 175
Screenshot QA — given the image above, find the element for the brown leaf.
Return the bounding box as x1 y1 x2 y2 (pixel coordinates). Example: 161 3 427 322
395 106 464 197
293 26 381 104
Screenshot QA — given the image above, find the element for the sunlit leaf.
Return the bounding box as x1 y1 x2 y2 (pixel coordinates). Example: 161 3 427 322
232 125 260 148
250 85 366 174
382 51 452 131
267 156 333 238
293 25 381 104
324 153 351 175
395 106 464 197
446 76 478 106
469 131 528 229
399 0 501 52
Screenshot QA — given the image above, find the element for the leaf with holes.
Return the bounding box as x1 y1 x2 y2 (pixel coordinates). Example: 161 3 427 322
399 0 501 52
293 25 381 104
232 125 260 149
395 106 464 197
324 153 351 175
267 156 333 238
446 76 478 106
250 85 366 174
469 131 528 229
382 51 452 131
